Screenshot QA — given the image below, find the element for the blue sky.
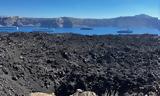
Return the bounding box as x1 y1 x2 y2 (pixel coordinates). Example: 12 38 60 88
0 0 159 18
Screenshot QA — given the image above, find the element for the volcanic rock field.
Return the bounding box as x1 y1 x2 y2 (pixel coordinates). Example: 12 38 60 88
0 32 160 96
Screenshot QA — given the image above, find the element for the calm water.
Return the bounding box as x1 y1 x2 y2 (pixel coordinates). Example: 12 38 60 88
0 26 160 35
55 27 160 35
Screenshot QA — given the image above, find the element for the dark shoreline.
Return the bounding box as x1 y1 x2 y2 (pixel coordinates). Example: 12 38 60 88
0 32 160 96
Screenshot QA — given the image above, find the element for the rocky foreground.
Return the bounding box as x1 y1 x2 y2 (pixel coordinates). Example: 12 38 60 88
0 32 160 96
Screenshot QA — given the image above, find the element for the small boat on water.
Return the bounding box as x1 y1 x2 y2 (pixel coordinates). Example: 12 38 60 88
80 27 93 30
117 29 133 33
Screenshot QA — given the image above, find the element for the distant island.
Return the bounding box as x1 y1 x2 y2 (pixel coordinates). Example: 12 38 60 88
0 14 159 30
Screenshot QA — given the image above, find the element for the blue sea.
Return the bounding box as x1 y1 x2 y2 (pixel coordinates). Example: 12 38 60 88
0 26 160 35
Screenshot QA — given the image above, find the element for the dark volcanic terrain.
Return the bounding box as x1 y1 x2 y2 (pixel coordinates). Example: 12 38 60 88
0 32 160 96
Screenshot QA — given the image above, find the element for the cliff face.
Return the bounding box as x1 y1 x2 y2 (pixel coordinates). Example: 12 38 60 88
0 14 159 30
70 14 160 29
0 16 58 27
56 17 73 28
